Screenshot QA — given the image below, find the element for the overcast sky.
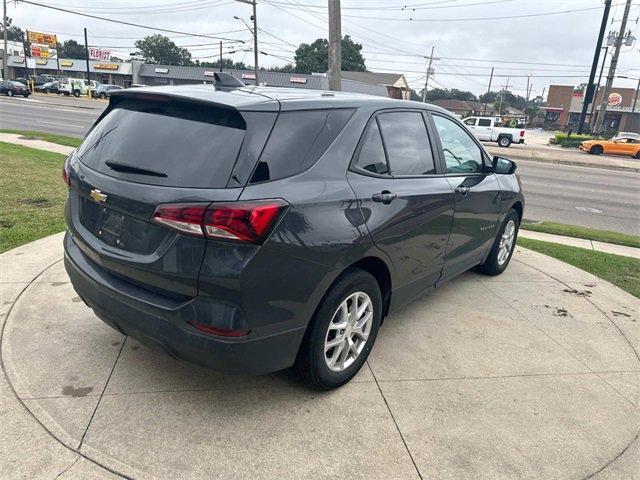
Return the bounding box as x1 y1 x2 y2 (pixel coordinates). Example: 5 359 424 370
8 0 640 98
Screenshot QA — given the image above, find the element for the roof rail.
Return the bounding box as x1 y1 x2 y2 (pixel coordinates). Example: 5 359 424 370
213 72 245 88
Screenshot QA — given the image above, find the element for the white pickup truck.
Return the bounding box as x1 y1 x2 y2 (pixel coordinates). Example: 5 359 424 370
462 116 525 147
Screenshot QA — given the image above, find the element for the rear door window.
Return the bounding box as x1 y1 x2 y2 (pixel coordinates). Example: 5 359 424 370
249 109 353 183
477 118 492 127
77 98 247 188
377 111 436 176
353 120 389 175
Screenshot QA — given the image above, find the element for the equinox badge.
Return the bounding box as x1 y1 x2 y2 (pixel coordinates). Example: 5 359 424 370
90 189 107 203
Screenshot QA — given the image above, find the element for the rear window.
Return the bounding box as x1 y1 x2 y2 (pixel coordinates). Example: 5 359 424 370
77 98 246 188
249 108 354 183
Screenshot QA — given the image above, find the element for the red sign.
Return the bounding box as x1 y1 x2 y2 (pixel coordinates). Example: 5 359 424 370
608 93 623 107
289 76 307 84
89 47 111 61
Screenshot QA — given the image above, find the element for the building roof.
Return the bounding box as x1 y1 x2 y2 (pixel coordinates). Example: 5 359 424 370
137 64 390 97
341 71 406 87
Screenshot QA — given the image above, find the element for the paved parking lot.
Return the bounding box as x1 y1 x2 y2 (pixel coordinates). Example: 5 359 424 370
1 233 639 479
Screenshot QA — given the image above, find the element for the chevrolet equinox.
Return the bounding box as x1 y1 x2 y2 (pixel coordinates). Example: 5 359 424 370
64 76 524 389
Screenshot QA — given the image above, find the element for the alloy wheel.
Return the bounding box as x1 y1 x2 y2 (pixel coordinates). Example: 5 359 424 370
324 291 373 372
497 219 516 265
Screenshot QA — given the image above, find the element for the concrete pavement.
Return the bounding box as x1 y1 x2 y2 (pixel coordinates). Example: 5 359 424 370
1 233 639 479
519 229 640 259
0 133 75 156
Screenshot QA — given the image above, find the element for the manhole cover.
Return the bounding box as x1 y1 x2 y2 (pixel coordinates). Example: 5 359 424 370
575 206 604 214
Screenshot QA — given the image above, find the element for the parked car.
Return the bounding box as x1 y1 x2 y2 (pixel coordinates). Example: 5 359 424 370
14 75 56 90
35 81 60 94
129 83 148 88
462 116 526 147
59 78 101 97
0 80 31 97
91 84 123 99
580 133 640 159
63 83 524 389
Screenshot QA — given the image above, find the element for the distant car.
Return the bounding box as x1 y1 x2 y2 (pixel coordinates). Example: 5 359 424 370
59 78 101 97
580 134 640 159
129 84 148 88
14 75 56 89
92 84 123 99
462 116 525 147
35 81 60 94
0 80 30 97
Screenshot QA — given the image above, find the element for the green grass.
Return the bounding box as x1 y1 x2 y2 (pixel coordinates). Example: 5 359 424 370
0 129 82 148
518 237 640 298
0 142 68 253
521 221 640 249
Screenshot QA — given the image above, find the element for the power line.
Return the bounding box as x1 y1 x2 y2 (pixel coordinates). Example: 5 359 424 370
16 0 245 42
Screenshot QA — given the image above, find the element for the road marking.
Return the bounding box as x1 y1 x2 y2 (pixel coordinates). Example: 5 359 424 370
0 102 98 114
516 159 639 176
36 120 84 128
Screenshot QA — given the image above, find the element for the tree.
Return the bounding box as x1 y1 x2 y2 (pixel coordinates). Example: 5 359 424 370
294 35 366 74
0 18 24 42
422 87 478 102
195 58 250 70
270 63 295 73
57 40 86 59
133 35 192 66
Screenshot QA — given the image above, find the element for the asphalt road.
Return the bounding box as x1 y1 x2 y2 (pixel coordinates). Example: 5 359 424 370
1 94 639 235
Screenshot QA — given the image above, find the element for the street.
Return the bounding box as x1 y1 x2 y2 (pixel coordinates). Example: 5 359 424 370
1 94 639 235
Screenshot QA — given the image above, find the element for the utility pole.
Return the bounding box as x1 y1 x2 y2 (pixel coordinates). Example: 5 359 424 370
589 46 609 129
235 0 259 85
483 66 494 115
497 77 509 116
252 1 258 85
421 46 435 103
578 0 611 134
83 27 91 98
219 40 223 72
2 0 8 81
593 0 632 134
328 0 341 91
631 75 640 115
523 75 532 125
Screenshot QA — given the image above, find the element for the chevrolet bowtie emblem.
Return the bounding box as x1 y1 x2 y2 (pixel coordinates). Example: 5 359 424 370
89 189 108 203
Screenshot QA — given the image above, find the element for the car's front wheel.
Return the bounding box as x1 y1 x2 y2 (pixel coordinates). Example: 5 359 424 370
6 90 13 97
478 209 519 276
589 145 603 155
99 92 107 99
295 269 382 389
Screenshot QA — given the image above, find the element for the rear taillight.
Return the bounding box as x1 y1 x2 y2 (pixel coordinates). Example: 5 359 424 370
520 130 525 137
151 199 288 244
189 321 250 337
62 158 71 187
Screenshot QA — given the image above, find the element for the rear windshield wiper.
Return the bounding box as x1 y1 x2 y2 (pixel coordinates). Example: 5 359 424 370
105 161 168 178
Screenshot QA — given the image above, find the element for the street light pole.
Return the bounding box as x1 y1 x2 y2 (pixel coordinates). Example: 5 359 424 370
83 27 92 98
577 0 611 134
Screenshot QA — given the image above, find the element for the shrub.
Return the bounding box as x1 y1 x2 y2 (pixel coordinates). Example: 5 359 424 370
560 139 584 148
554 133 596 143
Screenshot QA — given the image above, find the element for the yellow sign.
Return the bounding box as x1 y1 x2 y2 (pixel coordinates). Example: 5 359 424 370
29 44 57 59
27 30 58 48
60 60 73 67
94 63 119 71
36 59 48 65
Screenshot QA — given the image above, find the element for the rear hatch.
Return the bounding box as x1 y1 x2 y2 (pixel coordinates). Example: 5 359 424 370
66 91 278 299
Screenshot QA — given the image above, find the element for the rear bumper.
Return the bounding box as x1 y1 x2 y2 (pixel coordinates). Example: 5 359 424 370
64 232 306 375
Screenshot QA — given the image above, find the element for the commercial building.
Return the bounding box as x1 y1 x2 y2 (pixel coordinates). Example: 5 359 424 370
543 84 640 133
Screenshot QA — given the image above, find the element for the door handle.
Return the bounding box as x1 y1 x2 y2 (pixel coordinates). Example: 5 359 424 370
455 186 470 196
372 191 397 204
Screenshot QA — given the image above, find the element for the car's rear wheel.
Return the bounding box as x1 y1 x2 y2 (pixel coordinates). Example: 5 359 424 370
589 144 603 155
498 136 512 148
635 151 640 159
478 209 519 276
295 269 382 389
73 90 80 97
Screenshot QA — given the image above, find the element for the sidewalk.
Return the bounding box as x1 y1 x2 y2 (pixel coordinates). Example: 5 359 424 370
519 229 640 259
1 234 638 479
485 143 640 173
0 133 75 156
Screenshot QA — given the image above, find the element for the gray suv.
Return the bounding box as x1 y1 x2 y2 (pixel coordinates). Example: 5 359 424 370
63 80 524 389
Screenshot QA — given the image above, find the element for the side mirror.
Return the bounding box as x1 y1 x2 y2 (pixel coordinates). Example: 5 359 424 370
492 156 517 174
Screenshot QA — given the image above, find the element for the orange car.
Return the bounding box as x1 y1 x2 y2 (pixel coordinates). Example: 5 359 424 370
580 133 640 159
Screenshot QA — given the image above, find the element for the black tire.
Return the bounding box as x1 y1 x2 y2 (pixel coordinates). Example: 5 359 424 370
478 209 520 276
498 136 512 148
635 151 640 160
6 90 13 97
589 144 603 155
73 90 80 97
44 88 50 94
99 92 107 99
295 269 382 390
